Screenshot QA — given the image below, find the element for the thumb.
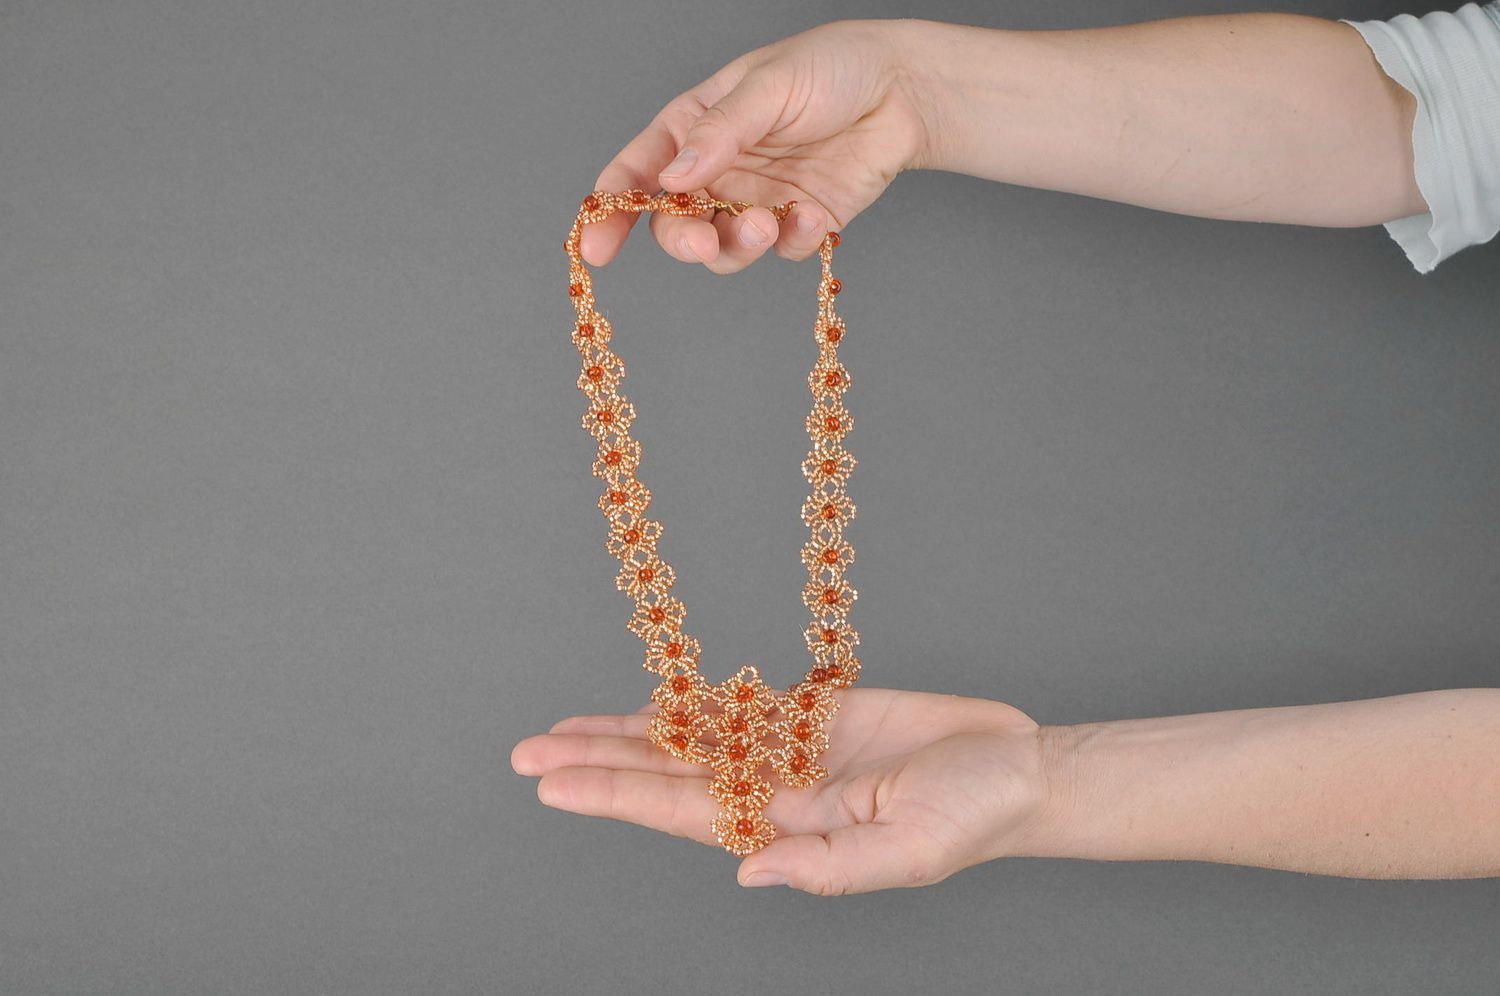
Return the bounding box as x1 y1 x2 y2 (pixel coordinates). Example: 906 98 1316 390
737 823 948 896
658 67 788 191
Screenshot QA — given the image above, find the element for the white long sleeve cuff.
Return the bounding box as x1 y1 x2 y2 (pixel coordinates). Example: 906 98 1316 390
1340 1 1500 272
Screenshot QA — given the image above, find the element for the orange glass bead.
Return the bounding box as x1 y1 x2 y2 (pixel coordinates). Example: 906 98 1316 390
793 720 812 740
595 409 614 424
728 717 748 734
827 278 842 296
798 691 817 712
577 323 595 339
671 710 690 727
726 744 747 762
569 283 584 297
823 416 841 433
648 606 666 624
820 548 840 564
821 503 839 520
637 567 654 583
669 733 689 750
789 752 808 773
810 667 830 683
586 365 605 381
609 490 628 505
820 458 839 475
735 817 756 836
630 190 649 205
824 371 842 387
672 192 693 209
583 194 601 211
735 686 754 703
664 641 682 659
732 780 751 797
828 663 843 678
828 231 841 247
603 449 621 465
821 587 840 605
622 527 640 544
820 628 838 644
826 326 842 343
670 675 691 693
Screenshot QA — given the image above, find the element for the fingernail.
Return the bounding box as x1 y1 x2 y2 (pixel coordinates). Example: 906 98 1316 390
795 211 819 233
741 871 787 888
739 218 771 247
677 237 701 262
661 147 698 178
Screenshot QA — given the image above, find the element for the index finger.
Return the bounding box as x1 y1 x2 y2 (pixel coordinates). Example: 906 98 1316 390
579 73 742 267
578 112 680 267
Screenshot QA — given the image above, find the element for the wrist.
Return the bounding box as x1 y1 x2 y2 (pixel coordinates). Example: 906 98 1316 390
1008 721 1097 860
885 18 1028 174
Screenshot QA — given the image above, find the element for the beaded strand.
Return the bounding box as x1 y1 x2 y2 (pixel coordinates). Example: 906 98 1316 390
564 189 860 856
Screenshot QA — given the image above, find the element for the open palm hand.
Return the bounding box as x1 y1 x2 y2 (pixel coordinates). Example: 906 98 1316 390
511 687 1048 895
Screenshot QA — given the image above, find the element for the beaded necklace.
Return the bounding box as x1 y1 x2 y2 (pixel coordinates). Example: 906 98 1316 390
564 189 860 856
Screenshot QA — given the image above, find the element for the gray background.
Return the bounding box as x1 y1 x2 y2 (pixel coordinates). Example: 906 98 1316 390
1 0 1497 992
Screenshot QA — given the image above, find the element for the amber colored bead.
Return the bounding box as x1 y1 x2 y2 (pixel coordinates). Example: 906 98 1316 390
824 371 842 387
728 717 748 734
793 720 812 741
664 641 682 659
648 607 666 624
820 458 839 475
825 325 842 343
568 283 584 297
810 666 830 683
823 416 841 433
820 628 838 644
820 548 840 564
577 323 594 338
583 194 601 211
726 743 747 762
595 409 614 424
630 190 649 205
735 686 754 703
828 231 841 248
798 691 817 711
670 675 691 693
603 449 621 465
637 567 654 583
672 192 693 209
789 752 808 773
827 663 843 679
622 527 640 544
732 780 751 797
609 490 628 505
670 710 690 727
586 365 605 381
827 278 842 296
821 503 839 520
821 587 840 605
669 733 688 749
735 817 756 836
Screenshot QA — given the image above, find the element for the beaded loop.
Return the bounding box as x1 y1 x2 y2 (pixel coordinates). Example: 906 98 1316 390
564 190 857 856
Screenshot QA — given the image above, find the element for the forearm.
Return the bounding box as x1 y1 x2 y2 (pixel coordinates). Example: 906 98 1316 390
1022 689 1500 878
894 13 1425 226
